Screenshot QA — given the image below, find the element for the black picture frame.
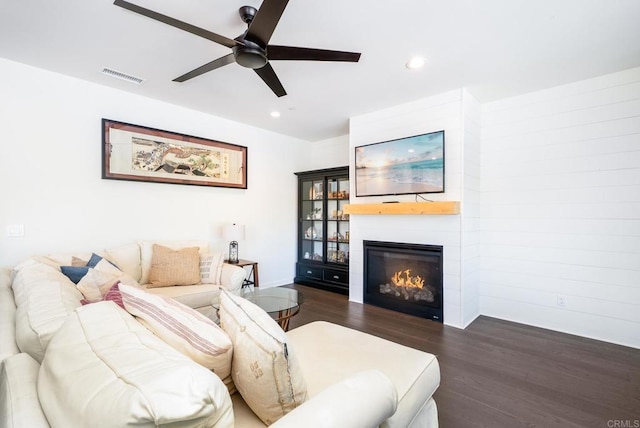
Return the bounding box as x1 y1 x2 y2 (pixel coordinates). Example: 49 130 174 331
102 119 247 189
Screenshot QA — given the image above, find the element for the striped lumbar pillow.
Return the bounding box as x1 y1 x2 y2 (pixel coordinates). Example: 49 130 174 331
119 283 233 386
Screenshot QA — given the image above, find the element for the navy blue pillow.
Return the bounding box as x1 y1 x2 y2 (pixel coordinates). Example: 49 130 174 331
86 253 103 268
86 253 118 269
60 266 90 284
61 253 120 284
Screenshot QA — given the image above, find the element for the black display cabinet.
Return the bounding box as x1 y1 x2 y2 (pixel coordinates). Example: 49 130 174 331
294 167 349 294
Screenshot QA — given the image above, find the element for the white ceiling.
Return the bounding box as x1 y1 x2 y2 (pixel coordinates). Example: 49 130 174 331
1 0 639 142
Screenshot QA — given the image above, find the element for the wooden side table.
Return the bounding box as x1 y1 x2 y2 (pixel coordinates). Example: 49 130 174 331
234 259 259 288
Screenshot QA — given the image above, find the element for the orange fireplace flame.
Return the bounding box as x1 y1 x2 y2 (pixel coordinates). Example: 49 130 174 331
391 269 424 289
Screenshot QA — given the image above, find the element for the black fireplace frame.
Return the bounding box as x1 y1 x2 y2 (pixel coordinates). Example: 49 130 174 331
363 240 443 322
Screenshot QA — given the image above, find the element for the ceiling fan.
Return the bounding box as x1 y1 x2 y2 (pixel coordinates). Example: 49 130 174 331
113 0 361 97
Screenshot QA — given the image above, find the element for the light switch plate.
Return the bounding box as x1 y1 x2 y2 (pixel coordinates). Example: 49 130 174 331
6 224 25 237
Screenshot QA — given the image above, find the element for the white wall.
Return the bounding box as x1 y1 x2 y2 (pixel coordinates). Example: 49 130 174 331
0 58 306 287
349 89 481 328
480 66 640 348
297 134 349 172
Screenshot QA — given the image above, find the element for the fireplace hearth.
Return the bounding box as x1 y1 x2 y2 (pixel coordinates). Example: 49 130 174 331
363 240 443 322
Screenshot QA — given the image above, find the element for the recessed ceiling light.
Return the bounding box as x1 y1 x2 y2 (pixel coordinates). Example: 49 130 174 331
270 111 281 118
406 56 426 70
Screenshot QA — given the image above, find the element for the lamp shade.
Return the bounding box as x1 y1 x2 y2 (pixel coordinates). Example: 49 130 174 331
223 223 246 242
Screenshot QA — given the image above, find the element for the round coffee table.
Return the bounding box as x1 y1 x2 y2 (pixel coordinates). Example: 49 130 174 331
240 287 303 331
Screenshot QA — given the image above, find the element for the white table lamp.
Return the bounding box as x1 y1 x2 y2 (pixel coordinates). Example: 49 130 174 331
223 223 245 264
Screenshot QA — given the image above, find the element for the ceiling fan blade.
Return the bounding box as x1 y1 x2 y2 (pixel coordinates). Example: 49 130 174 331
113 0 240 48
268 45 361 62
254 63 287 97
173 54 236 82
246 0 289 47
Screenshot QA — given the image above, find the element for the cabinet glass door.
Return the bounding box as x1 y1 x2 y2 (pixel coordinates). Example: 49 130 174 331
300 178 324 262
326 176 349 265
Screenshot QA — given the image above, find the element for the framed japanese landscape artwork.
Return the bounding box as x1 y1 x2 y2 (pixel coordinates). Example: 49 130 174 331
355 130 444 197
102 119 247 189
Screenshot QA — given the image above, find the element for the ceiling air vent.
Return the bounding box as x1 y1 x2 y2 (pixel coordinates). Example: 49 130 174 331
101 67 144 85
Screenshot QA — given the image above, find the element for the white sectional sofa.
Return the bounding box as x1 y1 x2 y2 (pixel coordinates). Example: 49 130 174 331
0 241 441 427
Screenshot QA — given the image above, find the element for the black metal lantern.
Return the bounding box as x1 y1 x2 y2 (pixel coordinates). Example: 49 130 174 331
223 223 245 264
228 240 239 264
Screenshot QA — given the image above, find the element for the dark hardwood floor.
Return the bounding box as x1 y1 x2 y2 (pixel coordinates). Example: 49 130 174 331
285 284 640 428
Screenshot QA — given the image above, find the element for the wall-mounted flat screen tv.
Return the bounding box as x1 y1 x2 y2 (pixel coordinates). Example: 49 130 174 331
355 130 445 197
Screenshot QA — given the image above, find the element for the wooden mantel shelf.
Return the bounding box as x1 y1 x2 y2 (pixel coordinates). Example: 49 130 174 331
343 201 460 215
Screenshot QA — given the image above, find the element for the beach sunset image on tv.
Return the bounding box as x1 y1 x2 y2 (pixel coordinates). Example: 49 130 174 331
355 130 444 197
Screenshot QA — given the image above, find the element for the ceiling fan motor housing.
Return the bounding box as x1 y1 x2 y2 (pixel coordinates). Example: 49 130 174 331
233 39 268 69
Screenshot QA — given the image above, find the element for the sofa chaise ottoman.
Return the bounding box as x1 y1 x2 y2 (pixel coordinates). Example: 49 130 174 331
232 321 440 427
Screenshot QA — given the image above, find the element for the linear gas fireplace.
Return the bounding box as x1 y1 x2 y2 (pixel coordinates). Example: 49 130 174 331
363 240 443 322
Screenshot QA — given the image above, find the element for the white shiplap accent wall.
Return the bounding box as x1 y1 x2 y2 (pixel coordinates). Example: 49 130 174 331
349 89 481 328
480 67 640 348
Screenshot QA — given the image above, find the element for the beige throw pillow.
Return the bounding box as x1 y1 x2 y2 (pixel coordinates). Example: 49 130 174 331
71 256 87 267
219 289 308 425
139 240 209 285
147 244 201 288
